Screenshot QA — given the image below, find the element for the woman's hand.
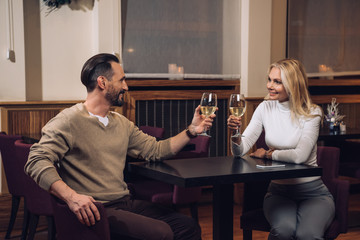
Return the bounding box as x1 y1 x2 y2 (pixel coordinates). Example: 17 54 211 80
250 148 267 158
227 115 242 135
250 148 275 159
227 115 242 144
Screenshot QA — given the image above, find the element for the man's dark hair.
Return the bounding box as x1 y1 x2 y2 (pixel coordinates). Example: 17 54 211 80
81 53 120 92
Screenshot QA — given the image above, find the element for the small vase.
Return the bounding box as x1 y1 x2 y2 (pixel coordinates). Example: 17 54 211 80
333 124 340 133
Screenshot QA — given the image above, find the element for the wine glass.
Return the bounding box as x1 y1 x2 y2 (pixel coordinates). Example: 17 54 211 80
229 93 246 137
199 92 217 137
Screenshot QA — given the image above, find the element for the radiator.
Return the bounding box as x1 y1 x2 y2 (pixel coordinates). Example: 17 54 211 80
135 99 228 157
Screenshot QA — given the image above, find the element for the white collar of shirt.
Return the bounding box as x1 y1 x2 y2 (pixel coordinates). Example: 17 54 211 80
88 112 109 126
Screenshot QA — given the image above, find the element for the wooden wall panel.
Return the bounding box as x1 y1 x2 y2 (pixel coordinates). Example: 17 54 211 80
29 110 61 134
8 111 31 135
316 101 360 129
6 110 61 135
0 102 80 193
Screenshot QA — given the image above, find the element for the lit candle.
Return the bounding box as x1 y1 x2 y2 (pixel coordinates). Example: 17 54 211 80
168 63 177 74
318 64 327 73
175 66 184 80
168 63 177 80
177 66 184 74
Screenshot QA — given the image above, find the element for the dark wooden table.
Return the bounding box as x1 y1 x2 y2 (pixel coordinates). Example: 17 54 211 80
128 155 322 240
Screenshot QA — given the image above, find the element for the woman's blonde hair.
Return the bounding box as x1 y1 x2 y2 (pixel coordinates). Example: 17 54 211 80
268 58 321 120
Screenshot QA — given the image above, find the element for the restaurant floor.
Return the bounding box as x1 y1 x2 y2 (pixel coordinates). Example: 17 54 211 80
1 180 359 240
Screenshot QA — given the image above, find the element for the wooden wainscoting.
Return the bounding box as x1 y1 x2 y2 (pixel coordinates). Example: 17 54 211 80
309 79 360 128
0 101 125 193
0 101 77 193
311 95 360 129
1 101 80 135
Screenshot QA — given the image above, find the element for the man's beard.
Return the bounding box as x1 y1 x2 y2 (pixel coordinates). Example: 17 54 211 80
106 89 126 107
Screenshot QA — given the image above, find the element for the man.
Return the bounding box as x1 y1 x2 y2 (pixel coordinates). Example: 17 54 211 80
25 53 215 240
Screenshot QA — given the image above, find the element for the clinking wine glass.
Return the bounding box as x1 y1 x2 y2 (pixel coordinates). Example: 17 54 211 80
199 92 217 137
229 93 246 137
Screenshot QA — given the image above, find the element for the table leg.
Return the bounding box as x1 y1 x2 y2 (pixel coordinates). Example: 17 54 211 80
213 184 234 240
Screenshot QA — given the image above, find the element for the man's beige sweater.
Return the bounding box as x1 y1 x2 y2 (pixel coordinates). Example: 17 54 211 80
25 103 173 202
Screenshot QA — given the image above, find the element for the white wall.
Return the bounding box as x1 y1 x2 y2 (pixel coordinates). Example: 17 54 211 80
38 0 123 101
223 1 241 76
0 0 104 102
241 0 272 98
271 0 287 63
0 0 26 101
40 1 99 100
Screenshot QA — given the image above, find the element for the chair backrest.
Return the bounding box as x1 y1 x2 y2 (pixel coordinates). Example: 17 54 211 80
316 146 340 187
316 146 349 235
136 128 207 207
0 133 23 196
14 139 53 216
139 126 165 139
169 136 210 205
51 196 111 240
172 135 210 159
255 130 268 150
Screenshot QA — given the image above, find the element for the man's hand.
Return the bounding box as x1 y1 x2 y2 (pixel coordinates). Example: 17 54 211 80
50 180 100 226
66 192 101 226
188 105 217 135
169 105 217 154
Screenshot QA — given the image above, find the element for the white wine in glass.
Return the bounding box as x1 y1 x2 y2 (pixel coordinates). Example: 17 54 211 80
200 106 217 117
199 92 217 137
229 94 246 137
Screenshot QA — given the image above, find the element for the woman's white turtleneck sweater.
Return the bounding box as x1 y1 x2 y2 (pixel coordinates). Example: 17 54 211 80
232 100 322 184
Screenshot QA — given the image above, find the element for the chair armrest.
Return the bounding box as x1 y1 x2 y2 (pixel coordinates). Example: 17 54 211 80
51 196 111 240
151 192 173 205
172 186 202 205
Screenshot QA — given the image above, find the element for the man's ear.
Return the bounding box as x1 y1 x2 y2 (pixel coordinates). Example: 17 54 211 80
97 76 106 89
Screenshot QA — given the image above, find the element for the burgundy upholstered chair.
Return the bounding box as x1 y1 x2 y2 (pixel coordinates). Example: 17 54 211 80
124 125 167 183
339 139 360 179
15 139 112 240
129 126 210 221
139 125 165 140
14 139 56 240
50 196 111 240
0 133 26 239
255 130 268 150
240 145 350 240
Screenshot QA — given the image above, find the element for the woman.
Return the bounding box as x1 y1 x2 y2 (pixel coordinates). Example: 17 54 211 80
228 59 335 240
